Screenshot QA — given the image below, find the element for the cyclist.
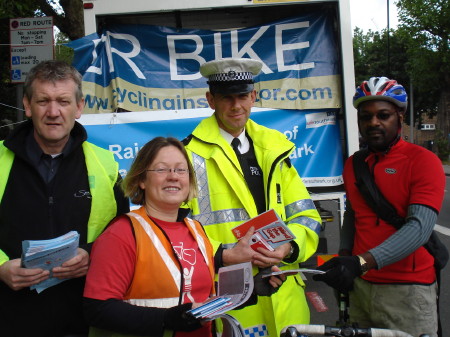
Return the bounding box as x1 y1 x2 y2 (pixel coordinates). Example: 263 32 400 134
313 77 446 337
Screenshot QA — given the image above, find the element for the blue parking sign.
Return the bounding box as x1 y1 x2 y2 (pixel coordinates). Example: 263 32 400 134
11 69 21 81
12 56 20 65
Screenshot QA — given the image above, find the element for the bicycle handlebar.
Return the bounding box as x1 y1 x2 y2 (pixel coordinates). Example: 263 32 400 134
280 324 414 337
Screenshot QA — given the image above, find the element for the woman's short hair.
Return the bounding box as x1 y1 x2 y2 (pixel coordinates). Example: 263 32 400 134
122 137 197 205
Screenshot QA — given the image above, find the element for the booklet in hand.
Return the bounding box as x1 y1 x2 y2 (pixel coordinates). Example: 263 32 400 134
21 230 80 293
261 268 325 278
187 262 253 320
231 209 296 251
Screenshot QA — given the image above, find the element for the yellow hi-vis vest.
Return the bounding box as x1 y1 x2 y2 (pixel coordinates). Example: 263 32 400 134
0 141 118 265
89 206 215 337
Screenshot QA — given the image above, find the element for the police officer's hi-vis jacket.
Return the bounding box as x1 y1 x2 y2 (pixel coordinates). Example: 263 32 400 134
184 115 321 337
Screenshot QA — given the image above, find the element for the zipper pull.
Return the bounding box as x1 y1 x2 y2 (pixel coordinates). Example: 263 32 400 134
276 184 281 203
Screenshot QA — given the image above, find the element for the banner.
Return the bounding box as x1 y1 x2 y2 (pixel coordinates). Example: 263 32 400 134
79 108 343 187
68 11 341 113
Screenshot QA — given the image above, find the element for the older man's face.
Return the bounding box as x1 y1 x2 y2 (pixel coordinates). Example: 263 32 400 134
23 79 84 154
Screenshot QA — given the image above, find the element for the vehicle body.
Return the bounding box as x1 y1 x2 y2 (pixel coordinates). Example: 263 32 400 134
79 0 358 231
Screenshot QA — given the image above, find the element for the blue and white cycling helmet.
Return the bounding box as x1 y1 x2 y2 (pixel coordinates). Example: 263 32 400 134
353 77 408 112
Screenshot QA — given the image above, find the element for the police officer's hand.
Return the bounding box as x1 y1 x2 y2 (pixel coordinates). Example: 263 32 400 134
252 242 292 268
312 256 362 293
0 258 49 291
222 227 266 265
52 248 90 280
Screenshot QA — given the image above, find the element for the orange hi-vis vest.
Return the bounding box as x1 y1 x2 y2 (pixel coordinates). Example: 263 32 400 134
124 207 215 307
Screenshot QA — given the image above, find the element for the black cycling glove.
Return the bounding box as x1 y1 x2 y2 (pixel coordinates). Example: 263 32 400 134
312 256 362 293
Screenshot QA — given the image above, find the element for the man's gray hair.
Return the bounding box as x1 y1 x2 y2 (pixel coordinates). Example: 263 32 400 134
24 60 83 103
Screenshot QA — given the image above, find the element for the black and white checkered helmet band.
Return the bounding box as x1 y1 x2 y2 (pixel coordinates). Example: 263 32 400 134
208 71 253 82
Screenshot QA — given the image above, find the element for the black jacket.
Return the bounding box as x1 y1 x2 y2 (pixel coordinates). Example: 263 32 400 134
0 120 129 337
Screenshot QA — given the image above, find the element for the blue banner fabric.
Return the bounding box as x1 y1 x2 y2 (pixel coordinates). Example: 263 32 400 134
79 108 343 187
68 11 341 113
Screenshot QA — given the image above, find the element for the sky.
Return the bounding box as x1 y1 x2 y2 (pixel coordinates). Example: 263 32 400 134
349 0 399 33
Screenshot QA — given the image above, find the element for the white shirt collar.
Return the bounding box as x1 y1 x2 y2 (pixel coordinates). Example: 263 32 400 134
219 128 250 154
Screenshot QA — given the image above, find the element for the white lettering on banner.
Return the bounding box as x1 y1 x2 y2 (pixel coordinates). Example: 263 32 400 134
289 143 315 159
276 22 315 71
86 32 145 79
83 20 315 81
305 111 336 129
86 37 103 75
109 143 143 160
214 32 223 61
167 35 206 80
231 26 272 74
167 20 313 80
284 125 299 140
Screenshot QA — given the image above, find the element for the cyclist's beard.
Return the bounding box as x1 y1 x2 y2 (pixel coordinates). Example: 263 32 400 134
364 126 400 153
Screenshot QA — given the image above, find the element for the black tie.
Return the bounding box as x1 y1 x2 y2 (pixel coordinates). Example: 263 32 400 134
231 138 241 155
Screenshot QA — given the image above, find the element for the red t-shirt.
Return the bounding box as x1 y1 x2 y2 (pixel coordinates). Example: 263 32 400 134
85 216 212 337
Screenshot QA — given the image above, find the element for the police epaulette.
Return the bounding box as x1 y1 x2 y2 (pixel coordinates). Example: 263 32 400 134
182 134 193 146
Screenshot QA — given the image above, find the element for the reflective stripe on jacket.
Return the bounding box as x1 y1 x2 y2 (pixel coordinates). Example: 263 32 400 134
0 141 118 265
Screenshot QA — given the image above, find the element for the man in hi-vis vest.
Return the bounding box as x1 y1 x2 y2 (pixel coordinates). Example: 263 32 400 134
184 58 321 337
0 60 129 337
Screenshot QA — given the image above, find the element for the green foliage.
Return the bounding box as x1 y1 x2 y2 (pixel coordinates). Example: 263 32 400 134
0 1 82 123
55 30 73 64
352 27 421 125
0 1 36 17
435 130 450 161
353 0 449 131
396 0 450 136
0 2 37 122
353 28 411 85
396 0 449 92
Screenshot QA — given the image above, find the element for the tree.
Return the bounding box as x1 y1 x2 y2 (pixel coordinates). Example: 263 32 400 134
352 27 423 126
396 0 450 138
0 2 36 122
0 0 84 40
0 0 83 124
34 0 85 40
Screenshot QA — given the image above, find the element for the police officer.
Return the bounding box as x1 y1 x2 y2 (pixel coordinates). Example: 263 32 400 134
184 58 322 336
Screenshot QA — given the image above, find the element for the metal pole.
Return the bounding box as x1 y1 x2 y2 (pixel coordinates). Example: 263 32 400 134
16 84 24 122
387 0 390 77
409 81 414 144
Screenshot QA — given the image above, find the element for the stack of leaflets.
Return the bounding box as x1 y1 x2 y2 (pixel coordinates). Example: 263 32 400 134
187 262 253 320
21 230 80 293
231 209 296 251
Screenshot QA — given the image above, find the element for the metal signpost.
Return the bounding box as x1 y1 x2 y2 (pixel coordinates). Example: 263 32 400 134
10 17 54 84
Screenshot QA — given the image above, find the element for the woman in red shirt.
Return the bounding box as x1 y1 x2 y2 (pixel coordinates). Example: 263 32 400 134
84 137 283 337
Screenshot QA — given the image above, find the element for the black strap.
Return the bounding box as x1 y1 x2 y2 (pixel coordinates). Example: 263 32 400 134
352 149 405 229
